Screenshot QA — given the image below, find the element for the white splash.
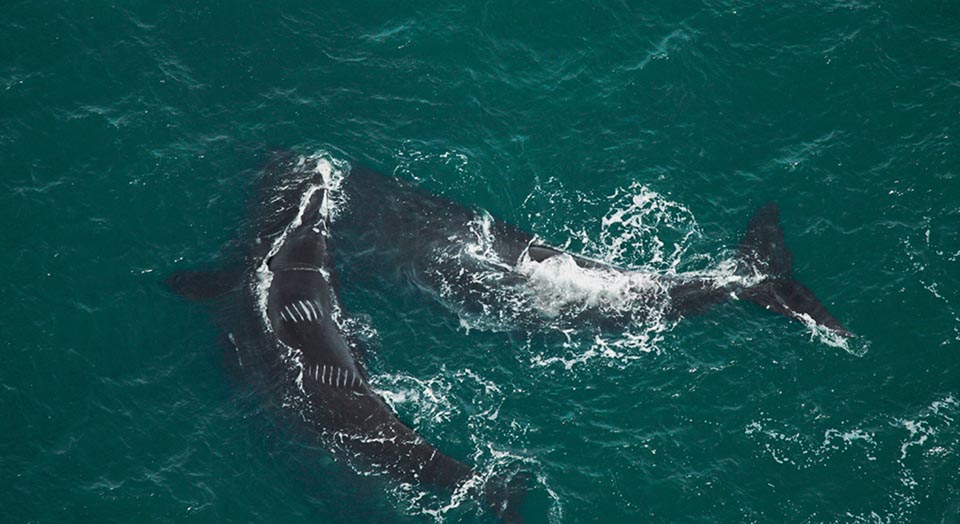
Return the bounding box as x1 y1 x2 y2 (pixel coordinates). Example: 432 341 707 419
370 366 561 523
595 181 701 269
516 251 665 317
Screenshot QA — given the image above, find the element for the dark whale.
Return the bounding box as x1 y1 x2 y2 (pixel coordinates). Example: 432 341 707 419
332 166 853 338
166 155 525 523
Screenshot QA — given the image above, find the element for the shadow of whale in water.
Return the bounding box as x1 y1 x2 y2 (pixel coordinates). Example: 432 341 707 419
166 154 527 523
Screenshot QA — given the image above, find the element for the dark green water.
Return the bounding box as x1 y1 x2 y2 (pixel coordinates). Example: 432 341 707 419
3 1 959 522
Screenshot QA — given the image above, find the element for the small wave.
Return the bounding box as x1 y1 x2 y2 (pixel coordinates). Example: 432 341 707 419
371 370 460 430
746 394 960 522
744 418 879 468
528 325 670 371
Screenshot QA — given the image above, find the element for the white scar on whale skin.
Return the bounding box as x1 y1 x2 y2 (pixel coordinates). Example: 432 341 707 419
293 302 306 321
296 299 323 322
300 301 310 321
278 299 327 324
305 300 323 321
308 365 360 388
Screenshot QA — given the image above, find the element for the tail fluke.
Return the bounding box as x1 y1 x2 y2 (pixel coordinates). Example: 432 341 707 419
740 279 854 337
738 202 792 278
482 472 529 524
738 203 854 337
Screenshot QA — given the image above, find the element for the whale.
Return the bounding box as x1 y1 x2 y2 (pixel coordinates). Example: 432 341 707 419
331 165 853 338
165 155 526 523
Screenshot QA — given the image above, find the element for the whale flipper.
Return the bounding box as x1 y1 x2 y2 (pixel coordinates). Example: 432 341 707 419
738 203 853 337
165 269 242 301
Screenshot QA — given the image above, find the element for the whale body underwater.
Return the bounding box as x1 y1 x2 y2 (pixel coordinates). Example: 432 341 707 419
332 165 852 338
166 153 851 523
166 155 526 523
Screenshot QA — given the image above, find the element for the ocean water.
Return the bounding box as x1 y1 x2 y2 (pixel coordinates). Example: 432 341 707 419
2 1 959 523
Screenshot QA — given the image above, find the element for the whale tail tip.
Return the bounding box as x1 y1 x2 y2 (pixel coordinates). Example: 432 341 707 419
483 471 529 524
738 203 854 338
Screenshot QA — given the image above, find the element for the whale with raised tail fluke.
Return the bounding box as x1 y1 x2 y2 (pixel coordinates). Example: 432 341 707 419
331 166 853 338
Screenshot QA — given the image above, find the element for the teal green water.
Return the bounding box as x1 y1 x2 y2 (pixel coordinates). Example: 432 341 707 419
3 1 959 522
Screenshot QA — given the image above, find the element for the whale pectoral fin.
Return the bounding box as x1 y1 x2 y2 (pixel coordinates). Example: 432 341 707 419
165 269 242 301
526 244 610 271
526 244 564 262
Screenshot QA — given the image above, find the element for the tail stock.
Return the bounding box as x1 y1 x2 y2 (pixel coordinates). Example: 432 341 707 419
737 203 854 337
